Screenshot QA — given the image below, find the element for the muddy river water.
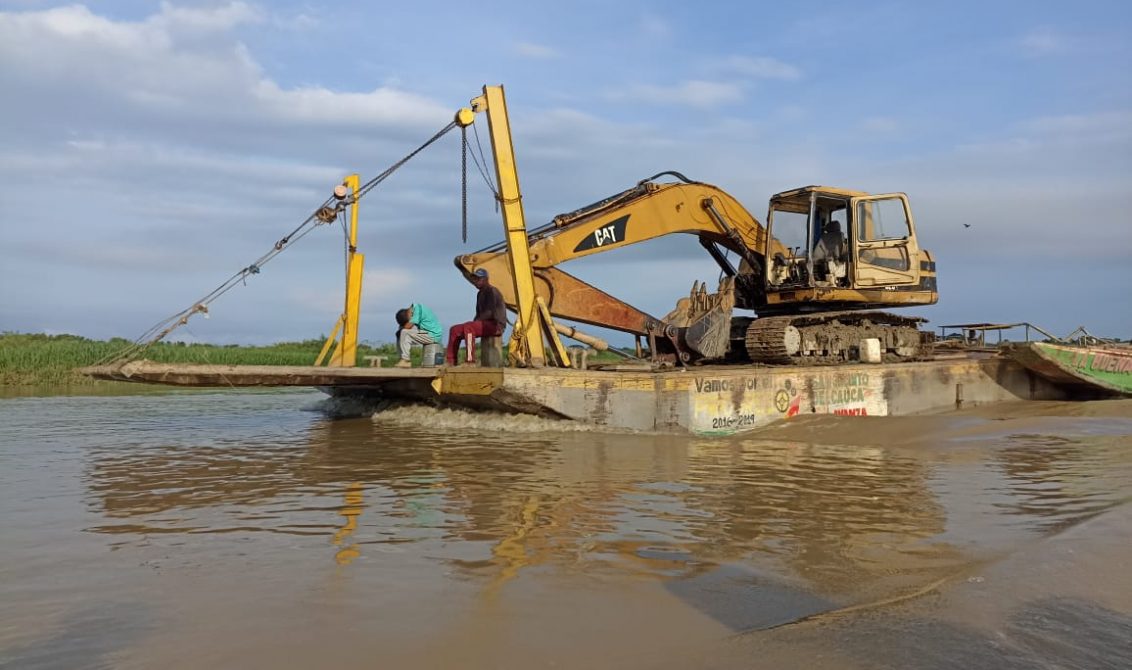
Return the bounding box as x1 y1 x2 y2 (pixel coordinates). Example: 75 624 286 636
2 388 1131 669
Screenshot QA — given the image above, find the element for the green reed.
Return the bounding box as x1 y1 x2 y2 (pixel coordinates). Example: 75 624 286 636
1 332 635 387
0 332 396 386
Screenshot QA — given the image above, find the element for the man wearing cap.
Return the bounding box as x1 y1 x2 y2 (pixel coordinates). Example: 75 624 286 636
446 268 507 366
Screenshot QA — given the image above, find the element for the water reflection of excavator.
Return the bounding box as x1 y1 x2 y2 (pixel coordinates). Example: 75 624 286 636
454 86 938 366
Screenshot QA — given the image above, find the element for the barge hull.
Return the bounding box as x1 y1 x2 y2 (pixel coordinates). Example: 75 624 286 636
422 358 1067 434
86 357 1071 435
1008 342 1132 397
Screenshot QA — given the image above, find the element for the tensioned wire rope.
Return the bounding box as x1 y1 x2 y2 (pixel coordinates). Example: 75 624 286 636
98 119 463 367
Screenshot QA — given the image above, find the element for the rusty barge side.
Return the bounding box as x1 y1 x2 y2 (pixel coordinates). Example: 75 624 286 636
415 358 1065 434
85 357 1068 435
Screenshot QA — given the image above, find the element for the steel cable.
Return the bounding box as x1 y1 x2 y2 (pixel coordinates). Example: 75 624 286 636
469 121 498 198
99 120 461 366
353 121 458 201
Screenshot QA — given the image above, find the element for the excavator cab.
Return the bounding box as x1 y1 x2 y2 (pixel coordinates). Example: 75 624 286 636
762 186 936 313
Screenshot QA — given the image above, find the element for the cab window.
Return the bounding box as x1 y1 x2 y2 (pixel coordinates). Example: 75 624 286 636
857 197 910 242
768 207 809 256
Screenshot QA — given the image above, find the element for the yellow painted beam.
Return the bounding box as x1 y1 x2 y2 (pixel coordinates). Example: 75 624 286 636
474 85 547 368
315 316 343 366
325 174 363 367
331 251 364 367
537 296 572 368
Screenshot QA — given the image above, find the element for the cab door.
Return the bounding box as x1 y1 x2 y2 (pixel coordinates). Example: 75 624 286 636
850 194 921 287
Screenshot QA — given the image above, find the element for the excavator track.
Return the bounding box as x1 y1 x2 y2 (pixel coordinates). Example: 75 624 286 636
744 311 928 365
744 316 798 364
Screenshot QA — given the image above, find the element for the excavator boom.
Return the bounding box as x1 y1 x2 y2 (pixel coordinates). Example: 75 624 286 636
457 175 772 337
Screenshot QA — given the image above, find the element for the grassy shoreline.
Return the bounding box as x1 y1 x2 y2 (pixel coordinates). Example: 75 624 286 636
0 333 398 387
2 332 633 388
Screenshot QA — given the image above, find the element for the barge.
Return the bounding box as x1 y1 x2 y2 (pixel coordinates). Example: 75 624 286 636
1008 341 1132 397
84 355 1068 435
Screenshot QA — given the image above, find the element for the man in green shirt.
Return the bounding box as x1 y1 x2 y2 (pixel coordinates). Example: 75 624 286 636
394 302 442 368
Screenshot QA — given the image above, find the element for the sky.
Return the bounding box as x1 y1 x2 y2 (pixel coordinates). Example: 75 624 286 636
1 0 1130 348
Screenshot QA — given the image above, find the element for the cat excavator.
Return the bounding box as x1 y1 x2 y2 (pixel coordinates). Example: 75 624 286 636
454 86 937 366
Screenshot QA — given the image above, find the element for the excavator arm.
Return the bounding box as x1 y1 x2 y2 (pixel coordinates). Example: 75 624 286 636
456 174 772 346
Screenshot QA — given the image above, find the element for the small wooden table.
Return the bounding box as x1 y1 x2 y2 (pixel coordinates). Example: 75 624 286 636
363 355 387 368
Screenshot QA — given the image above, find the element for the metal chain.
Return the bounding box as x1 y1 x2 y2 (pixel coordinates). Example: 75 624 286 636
462 125 468 243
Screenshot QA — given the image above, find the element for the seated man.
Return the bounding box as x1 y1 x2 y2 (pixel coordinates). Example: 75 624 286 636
393 302 442 368
446 268 506 366
812 219 848 284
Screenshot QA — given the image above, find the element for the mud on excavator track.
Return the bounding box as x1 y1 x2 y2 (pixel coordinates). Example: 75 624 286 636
740 311 929 365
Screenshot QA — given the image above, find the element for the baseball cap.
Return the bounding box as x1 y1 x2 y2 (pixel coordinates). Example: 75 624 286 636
473 268 488 278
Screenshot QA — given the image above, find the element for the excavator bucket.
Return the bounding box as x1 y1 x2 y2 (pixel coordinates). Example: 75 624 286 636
684 307 733 360
664 278 737 361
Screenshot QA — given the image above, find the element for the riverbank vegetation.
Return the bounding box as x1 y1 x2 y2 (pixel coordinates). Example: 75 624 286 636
1 332 630 387
0 333 397 386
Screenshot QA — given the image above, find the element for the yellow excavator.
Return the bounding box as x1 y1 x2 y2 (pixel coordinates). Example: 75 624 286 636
454 86 937 366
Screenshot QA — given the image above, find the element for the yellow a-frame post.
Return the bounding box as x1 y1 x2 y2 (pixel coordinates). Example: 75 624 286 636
457 85 563 368
315 174 364 367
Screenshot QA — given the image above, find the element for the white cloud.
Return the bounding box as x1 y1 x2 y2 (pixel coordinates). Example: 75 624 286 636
774 105 810 122
3 4 155 49
251 80 450 126
0 139 342 199
953 110 1132 163
149 1 264 32
513 41 559 59
65 138 107 151
719 55 801 80
1017 27 1064 56
362 268 415 301
608 80 745 109
504 106 686 202
277 12 318 30
639 14 669 38
518 107 671 150
289 286 351 315
860 116 902 135
0 4 449 131
863 107 1132 263
1019 110 1132 142
0 4 467 346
